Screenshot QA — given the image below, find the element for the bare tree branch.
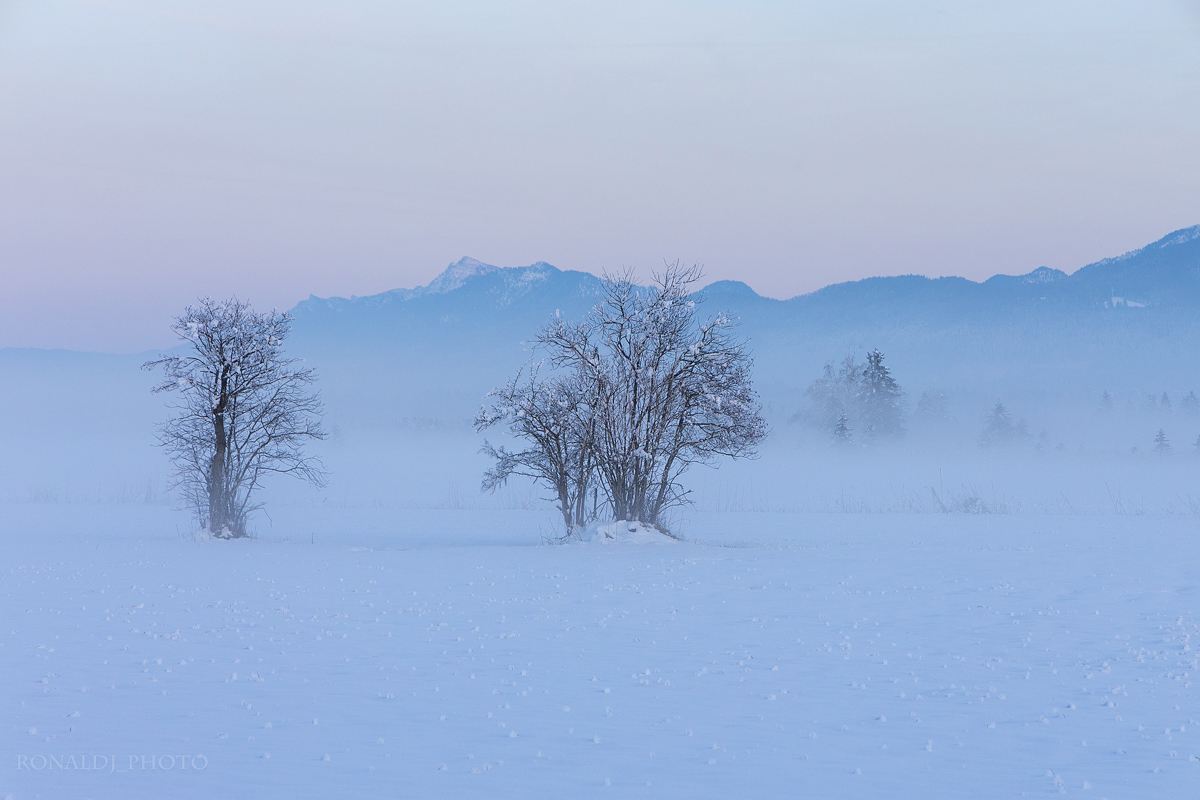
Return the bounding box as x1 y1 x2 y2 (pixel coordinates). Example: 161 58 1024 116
143 297 326 538
477 263 766 535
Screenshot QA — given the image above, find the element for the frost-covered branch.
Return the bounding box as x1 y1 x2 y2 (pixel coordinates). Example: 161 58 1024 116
143 297 326 538
478 262 766 535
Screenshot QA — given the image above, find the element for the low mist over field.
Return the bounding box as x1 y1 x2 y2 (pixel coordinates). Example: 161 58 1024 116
6 225 1200 519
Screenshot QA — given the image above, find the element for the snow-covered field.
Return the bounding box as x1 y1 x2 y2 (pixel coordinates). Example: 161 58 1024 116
4 503 1197 799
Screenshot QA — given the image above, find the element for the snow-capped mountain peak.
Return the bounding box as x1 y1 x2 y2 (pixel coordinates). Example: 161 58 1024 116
1021 266 1066 284
424 257 501 296
1158 224 1200 249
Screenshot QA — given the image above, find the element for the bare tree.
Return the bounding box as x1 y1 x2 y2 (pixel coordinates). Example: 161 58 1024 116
144 298 326 538
1181 391 1200 416
797 353 860 433
475 361 599 531
479 263 766 535
915 390 951 424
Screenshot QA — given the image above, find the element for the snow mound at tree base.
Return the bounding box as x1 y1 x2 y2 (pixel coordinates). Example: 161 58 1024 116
188 527 254 542
574 520 680 545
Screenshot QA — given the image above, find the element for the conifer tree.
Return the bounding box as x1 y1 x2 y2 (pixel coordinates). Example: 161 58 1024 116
831 412 852 446
980 401 1016 448
1154 429 1171 455
856 349 905 440
801 354 860 434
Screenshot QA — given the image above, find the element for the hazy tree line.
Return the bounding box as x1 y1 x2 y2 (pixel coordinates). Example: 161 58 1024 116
797 354 1200 457
1100 389 1200 456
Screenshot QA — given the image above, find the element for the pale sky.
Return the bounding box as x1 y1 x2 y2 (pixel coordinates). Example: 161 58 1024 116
2 0 1198 352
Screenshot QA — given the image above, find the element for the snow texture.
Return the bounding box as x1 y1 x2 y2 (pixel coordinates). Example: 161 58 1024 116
2 502 1197 799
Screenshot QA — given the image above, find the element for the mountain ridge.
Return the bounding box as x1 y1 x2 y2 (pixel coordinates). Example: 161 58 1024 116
281 225 1200 420
300 223 1200 313
4 226 1197 425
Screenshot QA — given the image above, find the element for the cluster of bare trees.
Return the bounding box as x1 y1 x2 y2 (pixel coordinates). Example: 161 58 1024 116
476 264 767 535
144 298 326 538
145 269 765 540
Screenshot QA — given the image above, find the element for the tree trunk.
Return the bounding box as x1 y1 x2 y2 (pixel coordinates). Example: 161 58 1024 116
650 405 689 525
209 409 227 534
209 366 233 536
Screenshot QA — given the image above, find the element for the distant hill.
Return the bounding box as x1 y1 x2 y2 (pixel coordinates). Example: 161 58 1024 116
287 225 1200 424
